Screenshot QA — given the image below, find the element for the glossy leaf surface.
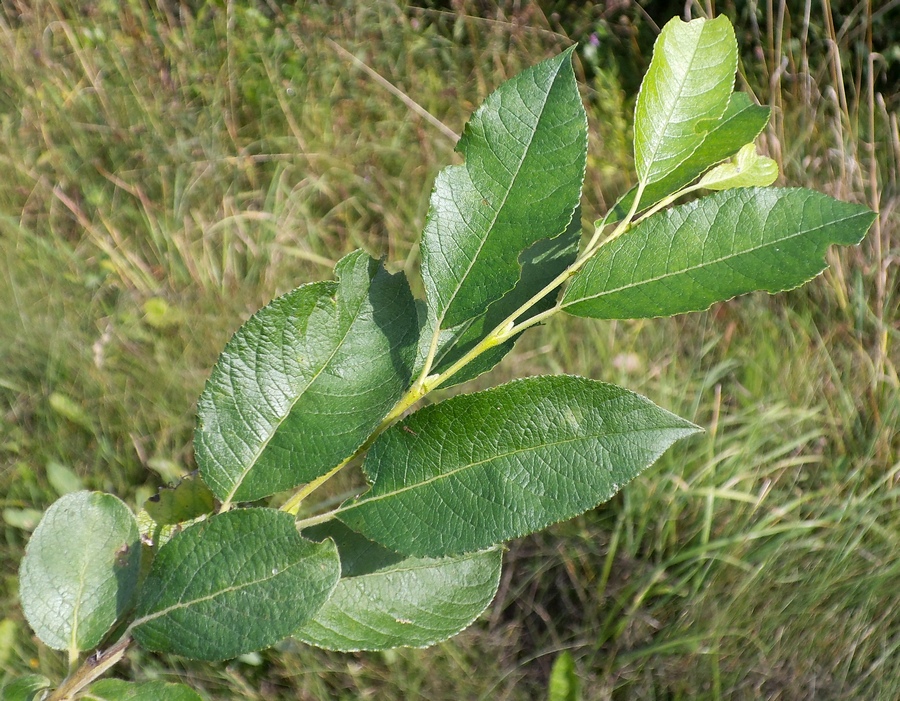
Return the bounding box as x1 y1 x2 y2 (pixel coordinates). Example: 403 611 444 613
339 377 699 557
634 16 737 186
296 522 502 651
19 492 140 653
131 508 339 660
563 188 876 319
420 47 586 332
195 250 418 503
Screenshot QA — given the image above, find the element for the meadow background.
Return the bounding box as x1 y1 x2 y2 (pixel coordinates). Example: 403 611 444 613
0 1 897 698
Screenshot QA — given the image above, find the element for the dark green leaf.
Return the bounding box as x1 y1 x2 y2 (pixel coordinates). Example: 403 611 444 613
339 377 699 557
420 48 586 332
0 675 51 701
19 492 140 653
634 16 737 186
131 508 339 660
610 92 769 221
296 522 501 651
195 250 418 503
562 188 876 319
85 679 204 701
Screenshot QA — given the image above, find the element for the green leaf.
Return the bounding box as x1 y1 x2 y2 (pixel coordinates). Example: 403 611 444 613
610 92 769 221
295 522 502 651
338 377 699 557
420 47 586 332
131 508 339 661
46 461 84 496
562 188 876 319
548 651 581 701
2 509 42 532
429 210 581 387
698 143 778 190
634 16 737 187
85 679 204 701
0 675 50 701
195 250 418 504
143 474 215 526
19 491 140 653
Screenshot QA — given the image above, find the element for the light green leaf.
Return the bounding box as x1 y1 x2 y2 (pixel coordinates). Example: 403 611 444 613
562 188 876 319
46 461 84 496
338 377 699 557
296 522 502 651
131 508 339 661
610 92 769 221
85 679 204 701
19 491 140 654
143 474 215 526
2 509 42 532
699 143 778 190
420 47 586 332
0 675 51 701
548 651 581 701
634 16 737 186
195 250 418 504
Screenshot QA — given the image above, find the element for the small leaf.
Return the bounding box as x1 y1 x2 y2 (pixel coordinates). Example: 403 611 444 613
1 675 51 701
699 143 778 190
562 188 876 319
195 250 418 503
420 47 586 332
48 392 93 433
19 492 140 654
339 376 699 557
634 16 737 186
131 508 339 661
2 509 43 532
85 679 204 701
548 651 581 701
46 461 84 496
610 92 769 221
143 474 215 526
296 522 502 651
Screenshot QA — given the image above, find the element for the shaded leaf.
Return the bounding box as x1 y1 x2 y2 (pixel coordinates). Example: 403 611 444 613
0 675 50 701
420 48 586 333
195 250 418 503
131 508 339 661
19 492 140 653
562 188 876 319
296 522 501 651
85 679 204 701
144 474 215 526
634 16 737 186
339 377 699 557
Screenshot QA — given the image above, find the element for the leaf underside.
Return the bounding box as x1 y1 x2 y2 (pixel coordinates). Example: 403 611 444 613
338 376 700 557
131 508 339 661
195 250 418 503
562 187 876 319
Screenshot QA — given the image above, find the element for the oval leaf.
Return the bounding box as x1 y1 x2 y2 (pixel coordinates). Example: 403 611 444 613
86 679 205 701
296 523 502 651
0 675 51 701
420 47 586 332
19 491 140 653
562 188 876 319
699 143 778 190
130 508 339 660
338 377 700 557
195 250 418 503
634 16 737 186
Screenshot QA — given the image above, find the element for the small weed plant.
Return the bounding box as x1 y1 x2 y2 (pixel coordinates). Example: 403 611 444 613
11 16 874 701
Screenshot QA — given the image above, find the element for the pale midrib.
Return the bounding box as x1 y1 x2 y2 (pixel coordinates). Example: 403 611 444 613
339 419 685 512
563 208 866 306
222 294 363 504
438 59 567 324
638 24 720 183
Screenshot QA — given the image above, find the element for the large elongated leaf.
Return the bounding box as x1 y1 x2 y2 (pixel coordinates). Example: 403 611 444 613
562 188 876 319
611 92 769 221
420 47 586 333
295 522 502 651
634 16 737 186
195 250 418 504
130 508 339 660
338 377 699 557
19 491 140 653
86 679 204 701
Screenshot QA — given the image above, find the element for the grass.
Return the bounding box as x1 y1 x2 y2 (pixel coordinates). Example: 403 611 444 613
0 0 897 698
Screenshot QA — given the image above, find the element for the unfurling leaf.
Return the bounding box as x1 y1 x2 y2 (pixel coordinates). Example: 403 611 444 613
699 143 778 190
338 376 699 557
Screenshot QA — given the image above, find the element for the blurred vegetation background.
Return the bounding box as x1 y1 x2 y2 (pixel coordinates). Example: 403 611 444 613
0 0 896 698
